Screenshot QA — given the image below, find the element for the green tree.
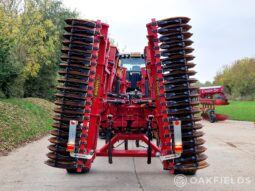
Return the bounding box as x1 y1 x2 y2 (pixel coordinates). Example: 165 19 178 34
0 6 20 97
214 58 255 99
22 0 78 100
0 0 78 99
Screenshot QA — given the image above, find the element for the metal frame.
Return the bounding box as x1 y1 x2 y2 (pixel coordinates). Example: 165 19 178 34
68 19 183 173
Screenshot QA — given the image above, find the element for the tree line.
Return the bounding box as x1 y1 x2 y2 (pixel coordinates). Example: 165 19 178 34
0 0 77 100
0 1 254 101
196 58 255 100
213 58 255 100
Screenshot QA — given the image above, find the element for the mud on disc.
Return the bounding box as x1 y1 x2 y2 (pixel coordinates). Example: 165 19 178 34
159 32 193 43
48 136 68 145
62 40 93 49
61 54 92 62
157 17 190 27
164 78 197 85
45 159 76 169
47 152 74 161
158 24 192 35
163 62 195 70
160 40 193 49
161 55 195 65
54 107 84 115
52 122 70 131
64 25 95 36
181 146 207 155
53 115 84 123
48 144 69 153
63 33 94 43
54 99 86 107
58 77 89 85
174 161 209 171
175 154 207 164
179 123 203 130
59 62 91 70
61 46 92 54
182 138 206 147
163 69 196 77
58 69 90 77
181 131 205 139
65 18 96 28
166 115 202 123
161 47 194 55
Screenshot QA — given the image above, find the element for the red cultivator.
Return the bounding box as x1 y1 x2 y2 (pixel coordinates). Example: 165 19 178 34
46 17 208 175
199 86 229 122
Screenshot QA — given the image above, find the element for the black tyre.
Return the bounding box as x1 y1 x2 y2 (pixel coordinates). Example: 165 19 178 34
66 167 90 174
174 169 197 175
208 109 216 123
124 140 128 150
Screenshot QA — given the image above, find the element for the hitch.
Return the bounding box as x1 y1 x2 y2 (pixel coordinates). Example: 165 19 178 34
46 17 208 175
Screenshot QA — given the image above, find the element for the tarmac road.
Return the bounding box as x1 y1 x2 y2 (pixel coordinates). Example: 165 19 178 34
0 120 254 191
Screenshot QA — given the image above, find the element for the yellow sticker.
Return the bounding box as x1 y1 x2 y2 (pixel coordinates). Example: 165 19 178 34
156 80 160 97
94 76 100 97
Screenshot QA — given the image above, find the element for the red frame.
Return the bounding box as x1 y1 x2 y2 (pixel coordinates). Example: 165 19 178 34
74 19 177 173
96 134 160 157
199 86 229 105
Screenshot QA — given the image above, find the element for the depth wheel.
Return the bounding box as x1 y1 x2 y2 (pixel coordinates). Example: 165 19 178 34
66 167 90 174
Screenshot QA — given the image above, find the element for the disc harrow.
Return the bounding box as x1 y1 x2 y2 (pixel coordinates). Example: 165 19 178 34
45 19 100 171
155 17 208 173
45 16 208 176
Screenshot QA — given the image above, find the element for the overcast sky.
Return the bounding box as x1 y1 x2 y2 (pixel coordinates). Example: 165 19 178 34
63 0 255 82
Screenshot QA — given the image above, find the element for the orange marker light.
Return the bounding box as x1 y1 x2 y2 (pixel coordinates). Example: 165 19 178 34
173 120 182 154
67 120 78 152
67 144 75 152
174 121 180 126
175 144 183 154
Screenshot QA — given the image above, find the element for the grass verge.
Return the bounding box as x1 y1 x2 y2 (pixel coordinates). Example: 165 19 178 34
215 101 255 121
0 98 53 154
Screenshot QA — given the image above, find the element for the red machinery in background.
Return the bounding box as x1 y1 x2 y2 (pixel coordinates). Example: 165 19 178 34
199 86 229 122
200 86 229 105
46 17 208 175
